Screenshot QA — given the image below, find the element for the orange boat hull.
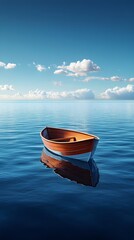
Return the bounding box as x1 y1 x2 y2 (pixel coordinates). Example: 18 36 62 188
40 127 99 160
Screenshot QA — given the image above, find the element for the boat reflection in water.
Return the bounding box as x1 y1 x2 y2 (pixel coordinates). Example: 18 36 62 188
41 147 99 187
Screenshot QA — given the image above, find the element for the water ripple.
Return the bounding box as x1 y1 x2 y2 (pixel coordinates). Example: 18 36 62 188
0 101 134 240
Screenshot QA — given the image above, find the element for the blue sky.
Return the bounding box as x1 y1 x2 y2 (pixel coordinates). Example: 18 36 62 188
0 0 134 100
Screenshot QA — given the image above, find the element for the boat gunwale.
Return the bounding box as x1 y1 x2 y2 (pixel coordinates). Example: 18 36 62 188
40 126 99 145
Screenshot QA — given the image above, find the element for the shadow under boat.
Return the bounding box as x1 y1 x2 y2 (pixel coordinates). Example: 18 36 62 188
41 147 99 187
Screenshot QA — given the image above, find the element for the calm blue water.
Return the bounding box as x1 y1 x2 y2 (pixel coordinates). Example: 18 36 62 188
0 100 134 240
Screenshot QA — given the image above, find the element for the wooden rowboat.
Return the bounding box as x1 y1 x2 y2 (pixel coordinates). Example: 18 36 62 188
41 147 99 186
40 127 99 161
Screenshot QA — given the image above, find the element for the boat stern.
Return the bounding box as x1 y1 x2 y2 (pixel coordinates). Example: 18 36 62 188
90 137 99 160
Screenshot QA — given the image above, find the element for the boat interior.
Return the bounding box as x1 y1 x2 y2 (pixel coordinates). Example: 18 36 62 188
43 127 95 143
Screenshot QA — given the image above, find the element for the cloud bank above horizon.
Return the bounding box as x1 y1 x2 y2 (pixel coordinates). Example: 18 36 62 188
1 85 134 100
101 85 134 100
1 57 134 100
0 88 95 100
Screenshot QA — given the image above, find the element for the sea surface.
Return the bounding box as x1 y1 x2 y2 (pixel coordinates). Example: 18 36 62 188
0 100 134 240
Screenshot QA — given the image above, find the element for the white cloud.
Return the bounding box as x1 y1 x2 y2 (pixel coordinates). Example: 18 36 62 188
67 72 87 77
54 69 67 75
33 62 46 72
101 84 134 100
0 61 6 67
110 76 122 81
0 88 95 100
128 78 134 82
24 89 47 99
36 64 46 72
0 61 16 69
4 63 16 69
25 88 94 100
70 88 95 99
54 59 100 77
83 75 122 82
0 85 14 91
83 76 107 82
0 93 21 100
46 88 95 100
